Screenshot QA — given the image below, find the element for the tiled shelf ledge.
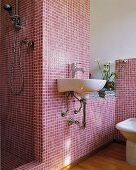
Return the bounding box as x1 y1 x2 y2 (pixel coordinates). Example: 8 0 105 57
89 91 115 98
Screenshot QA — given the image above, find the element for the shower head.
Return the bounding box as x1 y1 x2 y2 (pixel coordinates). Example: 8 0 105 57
3 4 13 16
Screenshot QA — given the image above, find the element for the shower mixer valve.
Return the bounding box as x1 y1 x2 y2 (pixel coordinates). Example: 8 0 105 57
20 38 34 49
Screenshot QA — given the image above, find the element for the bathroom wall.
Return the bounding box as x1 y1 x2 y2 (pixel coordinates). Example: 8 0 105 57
115 58 136 141
36 1 136 169
90 0 136 142
1 0 35 168
31 1 115 169
90 0 136 78
1 1 116 170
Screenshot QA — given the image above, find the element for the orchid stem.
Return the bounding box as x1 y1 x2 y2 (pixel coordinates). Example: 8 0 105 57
97 60 104 79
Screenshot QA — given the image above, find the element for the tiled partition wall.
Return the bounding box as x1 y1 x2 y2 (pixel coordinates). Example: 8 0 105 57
1 0 35 169
28 1 115 170
115 58 136 141
1 0 116 170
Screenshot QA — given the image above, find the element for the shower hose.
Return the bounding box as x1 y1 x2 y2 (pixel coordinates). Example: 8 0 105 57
10 30 24 95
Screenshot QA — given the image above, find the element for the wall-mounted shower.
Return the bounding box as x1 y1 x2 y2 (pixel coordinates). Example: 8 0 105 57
3 3 21 30
3 1 34 95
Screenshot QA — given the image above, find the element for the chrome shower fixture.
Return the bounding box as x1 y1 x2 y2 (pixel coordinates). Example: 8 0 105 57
20 38 34 49
3 4 13 16
3 3 21 30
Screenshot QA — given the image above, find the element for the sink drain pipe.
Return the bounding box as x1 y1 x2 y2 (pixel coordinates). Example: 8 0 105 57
67 95 87 129
82 98 87 128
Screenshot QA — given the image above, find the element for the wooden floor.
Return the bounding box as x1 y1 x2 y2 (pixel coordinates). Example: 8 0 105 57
70 143 136 170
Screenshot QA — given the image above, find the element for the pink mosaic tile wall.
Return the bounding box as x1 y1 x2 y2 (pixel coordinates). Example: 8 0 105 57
1 0 116 169
15 97 115 170
115 58 136 141
1 0 35 169
34 0 115 169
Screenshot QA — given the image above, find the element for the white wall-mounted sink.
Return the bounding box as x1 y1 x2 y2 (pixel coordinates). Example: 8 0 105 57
57 78 106 98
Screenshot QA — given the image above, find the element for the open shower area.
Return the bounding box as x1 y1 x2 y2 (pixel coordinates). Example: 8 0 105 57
0 0 42 169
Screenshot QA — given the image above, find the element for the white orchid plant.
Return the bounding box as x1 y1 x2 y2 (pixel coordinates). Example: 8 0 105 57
96 60 118 81
95 60 118 90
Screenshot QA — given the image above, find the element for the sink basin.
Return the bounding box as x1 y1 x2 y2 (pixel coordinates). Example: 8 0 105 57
57 78 106 98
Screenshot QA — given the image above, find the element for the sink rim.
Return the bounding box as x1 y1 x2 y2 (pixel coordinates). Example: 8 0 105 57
57 78 106 99
57 78 106 81
57 78 106 91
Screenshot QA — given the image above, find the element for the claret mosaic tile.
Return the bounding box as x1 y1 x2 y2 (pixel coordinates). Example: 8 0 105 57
1 0 36 169
1 1 135 170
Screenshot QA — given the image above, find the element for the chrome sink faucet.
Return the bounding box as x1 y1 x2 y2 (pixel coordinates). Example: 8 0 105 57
71 63 84 78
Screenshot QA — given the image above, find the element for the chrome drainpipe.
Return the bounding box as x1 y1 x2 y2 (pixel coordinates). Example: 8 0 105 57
82 99 87 128
67 98 87 129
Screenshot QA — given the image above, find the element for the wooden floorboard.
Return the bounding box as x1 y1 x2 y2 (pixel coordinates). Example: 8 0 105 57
70 143 136 170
